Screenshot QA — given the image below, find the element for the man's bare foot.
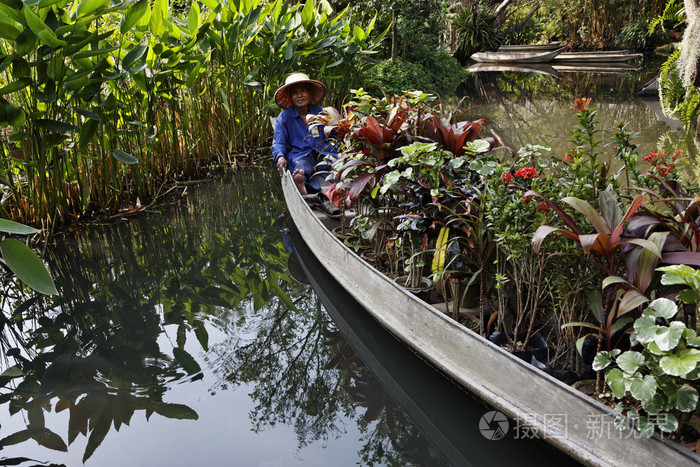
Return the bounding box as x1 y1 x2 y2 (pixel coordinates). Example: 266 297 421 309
292 169 308 195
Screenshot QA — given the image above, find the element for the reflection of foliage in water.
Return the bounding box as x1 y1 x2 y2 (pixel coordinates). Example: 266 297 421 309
207 297 446 466
459 65 672 157
0 168 294 463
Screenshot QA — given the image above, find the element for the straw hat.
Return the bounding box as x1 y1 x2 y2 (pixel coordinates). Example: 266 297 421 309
274 73 327 109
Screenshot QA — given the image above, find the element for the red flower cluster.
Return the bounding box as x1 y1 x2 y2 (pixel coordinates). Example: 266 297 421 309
643 148 683 178
501 173 513 185
514 167 539 179
521 195 533 204
535 201 548 212
572 97 592 112
643 151 663 163
564 150 579 164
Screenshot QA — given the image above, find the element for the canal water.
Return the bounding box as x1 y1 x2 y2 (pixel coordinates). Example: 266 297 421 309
0 59 680 466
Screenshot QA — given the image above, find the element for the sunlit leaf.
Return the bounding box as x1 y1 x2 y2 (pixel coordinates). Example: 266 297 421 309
660 348 700 376
0 238 57 295
606 368 627 398
616 351 644 374
76 0 109 17
121 0 148 34
630 375 656 401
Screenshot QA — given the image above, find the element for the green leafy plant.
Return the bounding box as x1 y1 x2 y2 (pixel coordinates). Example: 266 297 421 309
451 2 501 63
593 294 700 438
0 219 56 295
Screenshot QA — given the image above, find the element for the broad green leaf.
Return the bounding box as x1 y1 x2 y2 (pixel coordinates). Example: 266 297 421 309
187 1 200 32
0 99 26 127
73 46 120 59
79 119 99 146
0 365 24 377
642 393 667 414
592 349 620 371
149 0 166 35
646 297 678 319
0 77 30 95
0 20 20 41
665 384 699 412
654 321 686 352
76 0 109 17
465 139 490 154
23 6 65 48
0 218 39 234
561 197 611 234
353 25 365 41
616 351 645 374
629 375 656 401
73 107 101 121
636 415 655 438
34 119 78 133
301 0 314 29
120 0 148 34
656 413 678 433
112 149 138 164
606 368 627 398
660 348 700 376
122 44 147 70
633 315 657 344
152 402 198 420
0 238 57 295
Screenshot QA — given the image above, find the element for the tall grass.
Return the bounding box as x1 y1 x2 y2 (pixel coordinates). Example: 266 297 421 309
0 0 385 228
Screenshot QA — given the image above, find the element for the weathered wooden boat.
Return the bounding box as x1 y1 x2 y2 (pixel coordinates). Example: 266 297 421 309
281 172 700 466
287 215 576 466
470 46 568 63
497 42 564 52
467 62 561 77
553 50 643 63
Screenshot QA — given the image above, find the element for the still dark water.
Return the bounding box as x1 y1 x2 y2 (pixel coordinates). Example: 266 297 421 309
0 62 680 466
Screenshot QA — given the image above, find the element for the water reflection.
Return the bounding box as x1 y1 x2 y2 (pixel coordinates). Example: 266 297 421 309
460 57 682 161
0 168 442 466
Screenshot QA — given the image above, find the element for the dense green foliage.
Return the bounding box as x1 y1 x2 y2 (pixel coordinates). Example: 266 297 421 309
363 48 467 98
0 0 383 228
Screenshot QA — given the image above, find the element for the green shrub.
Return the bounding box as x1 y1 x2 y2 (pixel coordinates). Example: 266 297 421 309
407 47 468 97
363 59 430 98
616 18 668 49
452 3 501 63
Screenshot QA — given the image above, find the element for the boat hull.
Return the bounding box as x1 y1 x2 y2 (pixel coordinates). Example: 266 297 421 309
470 46 567 63
281 172 699 466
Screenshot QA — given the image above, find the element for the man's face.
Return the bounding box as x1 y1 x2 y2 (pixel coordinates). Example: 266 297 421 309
290 84 310 108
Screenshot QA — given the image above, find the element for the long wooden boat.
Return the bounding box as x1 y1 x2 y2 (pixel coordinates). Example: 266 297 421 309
470 46 568 63
553 51 643 63
497 42 564 52
281 172 700 466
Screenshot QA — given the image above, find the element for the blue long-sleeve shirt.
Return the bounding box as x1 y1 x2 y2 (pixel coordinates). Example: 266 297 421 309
271 104 337 166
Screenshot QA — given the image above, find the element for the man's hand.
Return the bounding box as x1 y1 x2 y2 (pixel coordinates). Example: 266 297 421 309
276 156 287 176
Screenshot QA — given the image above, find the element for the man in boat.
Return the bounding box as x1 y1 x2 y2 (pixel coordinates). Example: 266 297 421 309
272 72 340 217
